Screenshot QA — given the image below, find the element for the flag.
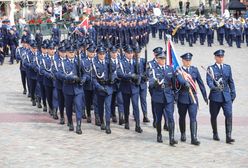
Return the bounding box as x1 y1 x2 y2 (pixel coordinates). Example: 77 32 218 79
78 17 89 29
166 38 180 70
221 0 226 16
166 37 197 93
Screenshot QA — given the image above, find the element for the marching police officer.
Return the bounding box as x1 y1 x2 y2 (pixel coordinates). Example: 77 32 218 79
23 40 38 106
206 49 236 144
59 45 86 134
81 44 101 126
53 46 67 124
92 46 115 134
148 51 177 145
109 45 124 124
133 45 150 123
117 45 143 133
176 53 208 145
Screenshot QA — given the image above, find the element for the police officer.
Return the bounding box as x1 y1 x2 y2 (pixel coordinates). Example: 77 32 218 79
206 49 236 144
92 46 115 134
53 46 67 124
133 45 150 123
81 45 101 126
109 45 124 124
35 41 48 112
117 45 143 133
148 51 177 145
16 38 29 95
23 40 38 106
59 45 86 134
51 23 61 46
176 53 208 145
40 42 56 116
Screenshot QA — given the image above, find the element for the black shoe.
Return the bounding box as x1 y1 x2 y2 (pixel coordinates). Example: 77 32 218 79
48 108 52 116
76 121 82 135
95 117 101 126
190 122 200 145
226 118 235 144
118 112 124 125
181 133 186 142
106 125 111 134
32 99 36 106
87 116 92 123
43 105 47 112
168 122 178 146
23 89 27 95
112 116 117 123
124 123 130 130
135 126 143 133
157 134 163 143
53 109 59 120
143 116 150 123
69 123 74 131
213 133 220 141
59 118 65 125
37 102 42 108
153 121 156 128
101 123 106 130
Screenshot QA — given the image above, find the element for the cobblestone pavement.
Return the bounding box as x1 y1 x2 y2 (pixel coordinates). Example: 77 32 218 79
0 36 248 168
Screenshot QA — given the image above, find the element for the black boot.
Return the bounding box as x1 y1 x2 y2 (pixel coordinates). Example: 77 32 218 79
49 108 53 116
106 122 111 134
119 112 124 125
68 122 74 131
23 89 27 95
95 115 101 126
135 122 143 133
124 122 130 130
32 99 36 106
179 118 186 142
43 105 47 112
59 117 65 125
37 98 42 108
168 122 178 146
143 113 150 123
211 118 220 141
101 122 106 130
156 122 163 143
190 122 200 145
157 134 163 143
226 118 235 144
76 120 82 134
53 108 59 120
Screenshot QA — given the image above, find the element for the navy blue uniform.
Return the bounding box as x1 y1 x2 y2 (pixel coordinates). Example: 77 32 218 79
207 61 236 143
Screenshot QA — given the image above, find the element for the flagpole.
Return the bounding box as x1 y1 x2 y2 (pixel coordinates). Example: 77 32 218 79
166 35 197 104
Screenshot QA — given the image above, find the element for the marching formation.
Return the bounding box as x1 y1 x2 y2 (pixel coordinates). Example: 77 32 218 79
15 31 236 146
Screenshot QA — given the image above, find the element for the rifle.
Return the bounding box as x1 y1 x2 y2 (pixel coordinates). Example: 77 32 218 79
77 47 81 82
107 36 113 84
144 44 148 77
134 48 141 86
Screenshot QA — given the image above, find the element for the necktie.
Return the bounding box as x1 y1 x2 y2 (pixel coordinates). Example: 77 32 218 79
220 64 223 76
